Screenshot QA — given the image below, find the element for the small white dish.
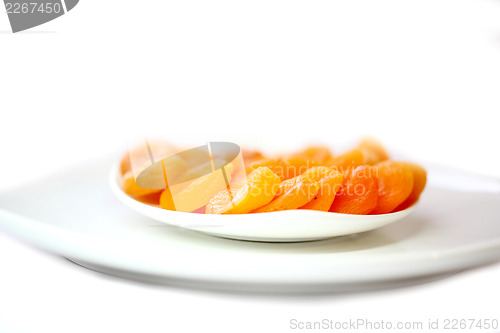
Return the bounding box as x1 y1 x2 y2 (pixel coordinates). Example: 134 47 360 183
110 164 416 242
1 158 499 292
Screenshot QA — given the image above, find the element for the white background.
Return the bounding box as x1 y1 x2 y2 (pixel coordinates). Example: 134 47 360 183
1 0 500 332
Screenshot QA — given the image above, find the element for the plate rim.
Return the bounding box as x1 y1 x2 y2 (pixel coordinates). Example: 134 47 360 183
1 205 500 285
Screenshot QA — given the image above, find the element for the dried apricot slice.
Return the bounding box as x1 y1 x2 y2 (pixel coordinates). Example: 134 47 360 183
246 158 288 181
122 171 163 197
125 140 178 176
134 191 163 205
299 173 344 211
357 137 389 165
242 149 264 168
291 145 333 165
120 141 179 191
120 152 132 175
242 149 264 161
134 155 187 190
281 157 309 179
161 164 234 212
252 175 319 213
328 149 366 175
329 165 378 214
396 162 427 210
370 161 414 214
206 167 281 214
301 166 340 181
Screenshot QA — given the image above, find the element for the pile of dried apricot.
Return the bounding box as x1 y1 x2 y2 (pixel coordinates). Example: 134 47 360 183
120 138 426 215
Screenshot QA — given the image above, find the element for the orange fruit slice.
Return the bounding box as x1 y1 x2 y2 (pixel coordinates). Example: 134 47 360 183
252 174 319 213
291 145 333 165
328 149 366 175
281 157 309 179
301 166 340 181
371 161 414 214
161 164 234 212
329 165 378 214
246 158 288 181
122 171 163 197
120 152 132 175
299 173 344 211
395 162 427 210
357 137 389 165
242 149 264 165
206 167 281 214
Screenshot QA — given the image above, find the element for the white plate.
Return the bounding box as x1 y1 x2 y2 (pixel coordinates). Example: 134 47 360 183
0 159 500 292
110 164 416 242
